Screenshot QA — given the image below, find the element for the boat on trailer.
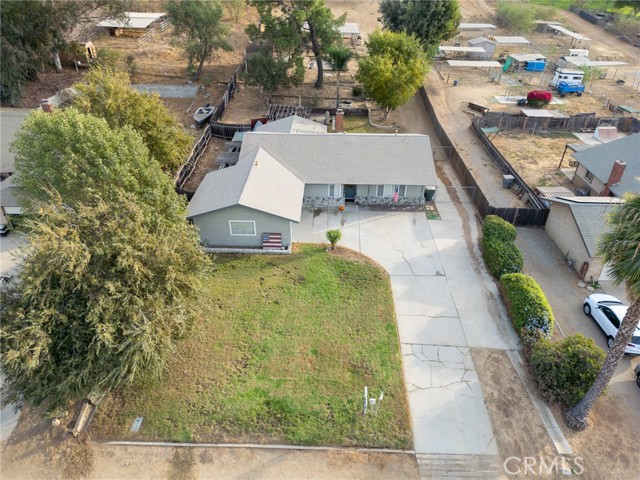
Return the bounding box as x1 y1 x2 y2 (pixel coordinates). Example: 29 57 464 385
193 104 215 125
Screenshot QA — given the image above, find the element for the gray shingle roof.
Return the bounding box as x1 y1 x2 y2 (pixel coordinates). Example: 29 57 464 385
572 133 640 196
547 197 623 257
241 131 436 185
257 116 327 134
187 147 304 222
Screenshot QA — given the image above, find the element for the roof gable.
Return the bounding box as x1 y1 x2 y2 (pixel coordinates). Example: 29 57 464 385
187 147 303 222
572 133 640 196
258 115 327 134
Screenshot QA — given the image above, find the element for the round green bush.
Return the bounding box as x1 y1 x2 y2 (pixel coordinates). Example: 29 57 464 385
482 215 517 243
500 273 554 344
527 335 605 408
483 238 523 278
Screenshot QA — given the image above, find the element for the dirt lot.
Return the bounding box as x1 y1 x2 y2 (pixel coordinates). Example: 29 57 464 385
491 131 578 191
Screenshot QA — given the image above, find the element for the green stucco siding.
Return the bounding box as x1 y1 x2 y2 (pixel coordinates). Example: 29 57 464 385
192 205 293 248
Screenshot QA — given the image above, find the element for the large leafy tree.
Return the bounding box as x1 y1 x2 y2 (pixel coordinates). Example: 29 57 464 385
247 0 345 89
11 109 178 218
355 30 429 120
1 109 209 412
564 194 640 429
166 0 231 81
73 67 192 173
614 0 640 16
0 0 125 104
245 48 305 94
379 0 460 52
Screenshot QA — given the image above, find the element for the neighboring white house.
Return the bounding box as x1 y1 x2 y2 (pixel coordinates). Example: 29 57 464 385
571 133 640 197
545 196 622 281
1 108 32 179
187 116 437 250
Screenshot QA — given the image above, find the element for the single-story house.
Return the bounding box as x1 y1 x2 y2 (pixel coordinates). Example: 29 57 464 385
571 133 640 197
1 108 32 179
187 116 437 249
545 196 622 281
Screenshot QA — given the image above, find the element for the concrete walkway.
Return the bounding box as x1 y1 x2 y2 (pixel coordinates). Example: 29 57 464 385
293 192 518 464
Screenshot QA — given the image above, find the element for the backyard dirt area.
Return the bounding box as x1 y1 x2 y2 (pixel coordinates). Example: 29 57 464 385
491 131 578 191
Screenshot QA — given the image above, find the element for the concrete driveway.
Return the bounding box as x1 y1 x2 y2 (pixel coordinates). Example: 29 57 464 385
294 199 518 462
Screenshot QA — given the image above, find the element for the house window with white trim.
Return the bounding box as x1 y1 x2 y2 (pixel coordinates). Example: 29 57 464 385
376 185 406 197
229 220 256 236
328 184 342 197
585 170 594 183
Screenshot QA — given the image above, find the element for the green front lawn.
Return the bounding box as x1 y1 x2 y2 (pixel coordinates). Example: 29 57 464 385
92 245 412 449
343 115 396 134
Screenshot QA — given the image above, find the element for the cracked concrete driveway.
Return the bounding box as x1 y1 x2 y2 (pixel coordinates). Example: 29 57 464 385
293 193 518 459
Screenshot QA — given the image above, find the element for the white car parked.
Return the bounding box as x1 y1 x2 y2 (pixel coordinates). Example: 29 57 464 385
583 294 640 355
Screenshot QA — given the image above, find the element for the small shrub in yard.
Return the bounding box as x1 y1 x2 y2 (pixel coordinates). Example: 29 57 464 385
527 90 552 108
528 335 605 408
482 215 516 243
483 238 523 278
501 273 554 344
326 229 342 250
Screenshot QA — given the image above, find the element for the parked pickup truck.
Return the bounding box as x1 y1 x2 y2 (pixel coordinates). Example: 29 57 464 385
556 81 585 97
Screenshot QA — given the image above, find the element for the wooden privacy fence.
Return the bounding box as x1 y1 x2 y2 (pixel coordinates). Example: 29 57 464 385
174 127 211 190
470 119 546 210
418 87 549 227
474 114 640 134
210 122 251 140
174 63 245 189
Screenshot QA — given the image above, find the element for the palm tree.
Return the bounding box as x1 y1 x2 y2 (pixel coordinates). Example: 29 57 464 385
326 46 353 109
563 194 640 429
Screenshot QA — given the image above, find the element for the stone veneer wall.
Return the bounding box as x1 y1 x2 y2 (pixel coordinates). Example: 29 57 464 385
303 196 343 208
304 196 424 208
355 196 424 206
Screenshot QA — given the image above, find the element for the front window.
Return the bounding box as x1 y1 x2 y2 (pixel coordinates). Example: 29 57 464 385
376 185 406 197
229 220 256 236
328 184 341 198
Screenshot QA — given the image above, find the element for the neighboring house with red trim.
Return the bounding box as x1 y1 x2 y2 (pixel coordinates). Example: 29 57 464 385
571 133 640 197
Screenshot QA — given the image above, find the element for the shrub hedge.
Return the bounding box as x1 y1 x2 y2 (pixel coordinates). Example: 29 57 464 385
482 215 517 243
483 238 524 278
528 335 606 407
501 273 554 344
